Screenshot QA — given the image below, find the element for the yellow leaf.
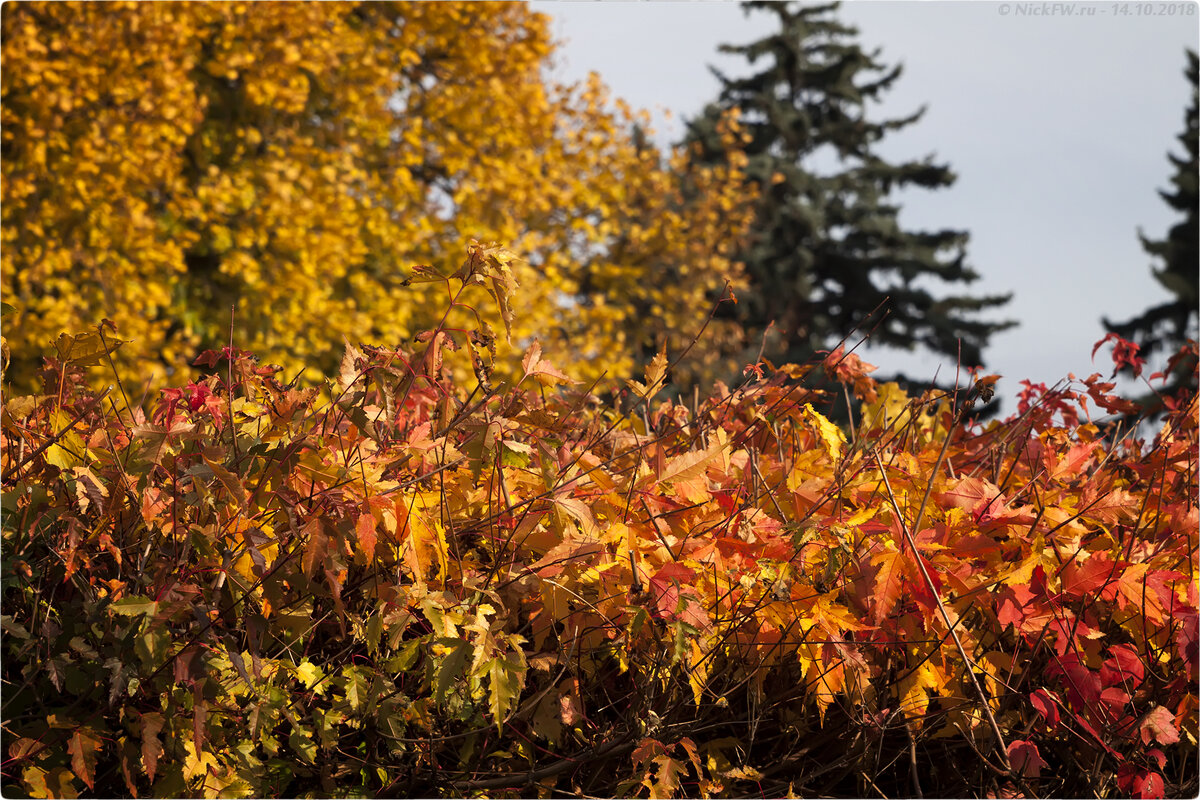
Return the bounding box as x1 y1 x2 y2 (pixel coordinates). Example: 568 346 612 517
295 660 324 691
627 345 668 401
802 403 845 461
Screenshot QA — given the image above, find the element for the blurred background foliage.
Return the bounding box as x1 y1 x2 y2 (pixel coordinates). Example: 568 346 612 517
2 1 756 395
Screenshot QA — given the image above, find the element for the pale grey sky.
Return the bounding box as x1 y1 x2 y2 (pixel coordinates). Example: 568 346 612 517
530 0 1198 413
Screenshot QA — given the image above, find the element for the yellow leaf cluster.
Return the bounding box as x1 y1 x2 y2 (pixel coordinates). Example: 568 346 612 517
2 2 754 392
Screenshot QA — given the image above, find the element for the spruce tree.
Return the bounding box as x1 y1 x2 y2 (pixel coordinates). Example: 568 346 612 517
1104 49 1198 403
684 1 1013 388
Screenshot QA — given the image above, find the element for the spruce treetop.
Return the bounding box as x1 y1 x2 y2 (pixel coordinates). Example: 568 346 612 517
686 1 1014 387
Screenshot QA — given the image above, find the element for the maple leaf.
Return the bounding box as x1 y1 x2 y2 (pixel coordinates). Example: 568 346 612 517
70 466 109 515
1092 332 1145 378
1133 771 1166 800
1115 563 1168 625
132 420 198 466
302 519 331 578
67 728 101 790
870 550 907 625
647 574 709 631
521 340 573 387
487 656 525 731
355 510 378 562
649 755 686 799
1046 652 1101 709
1006 739 1047 778
896 660 940 720
1061 551 1122 599
801 403 845 461
338 339 367 393
1078 481 1138 526
821 344 879 402
1099 644 1145 689
938 477 1006 524
654 446 720 503
627 345 668 401
1029 688 1061 727
552 495 599 539
1139 705 1180 746
54 328 128 368
200 453 248 512
138 712 165 784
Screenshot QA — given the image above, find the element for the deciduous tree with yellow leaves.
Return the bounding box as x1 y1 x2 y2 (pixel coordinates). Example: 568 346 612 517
2 1 753 393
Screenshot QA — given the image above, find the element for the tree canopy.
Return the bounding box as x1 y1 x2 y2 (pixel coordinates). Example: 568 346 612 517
1 1 754 393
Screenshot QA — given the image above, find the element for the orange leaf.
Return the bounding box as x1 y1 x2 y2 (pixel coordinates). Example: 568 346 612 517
356 510 378 562
521 340 573 387
140 712 164 784
302 519 330 578
68 728 101 791
871 550 907 625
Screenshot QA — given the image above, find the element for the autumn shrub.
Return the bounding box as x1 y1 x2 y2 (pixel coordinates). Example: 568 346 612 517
1 244 1197 798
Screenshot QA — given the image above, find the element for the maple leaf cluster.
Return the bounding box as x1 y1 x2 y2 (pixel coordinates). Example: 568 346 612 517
1 272 1197 798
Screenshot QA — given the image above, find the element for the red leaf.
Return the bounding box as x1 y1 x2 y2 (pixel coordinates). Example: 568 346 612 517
1046 652 1100 708
1048 442 1097 482
647 575 709 631
1061 552 1122 599
938 477 1005 523
653 562 697 583
1099 686 1130 716
1175 612 1198 673
1134 771 1165 799
631 737 667 766
1091 332 1145 378
1100 644 1145 689
1006 739 1047 778
1140 705 1180 746
1029 688 1060 727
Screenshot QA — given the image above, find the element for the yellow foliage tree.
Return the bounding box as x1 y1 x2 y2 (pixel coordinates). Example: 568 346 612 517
2 1 753 393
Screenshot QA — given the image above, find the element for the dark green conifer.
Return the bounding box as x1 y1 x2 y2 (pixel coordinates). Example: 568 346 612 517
684 1 1013 390
1104 49 1198 404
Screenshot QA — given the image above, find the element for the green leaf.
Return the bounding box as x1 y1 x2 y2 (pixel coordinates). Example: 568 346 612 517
486 656 524 731
500 447 530 468
433 639 472 707
313 708 345 749
365 613 383 657
24 765 79 799
135 627 170 670
201 453 248 512
388 638 423 674
289 728 317 765
110 596 159 618
341 665 372 712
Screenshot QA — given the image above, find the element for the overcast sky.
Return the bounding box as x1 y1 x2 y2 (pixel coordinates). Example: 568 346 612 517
529 0 1198 414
